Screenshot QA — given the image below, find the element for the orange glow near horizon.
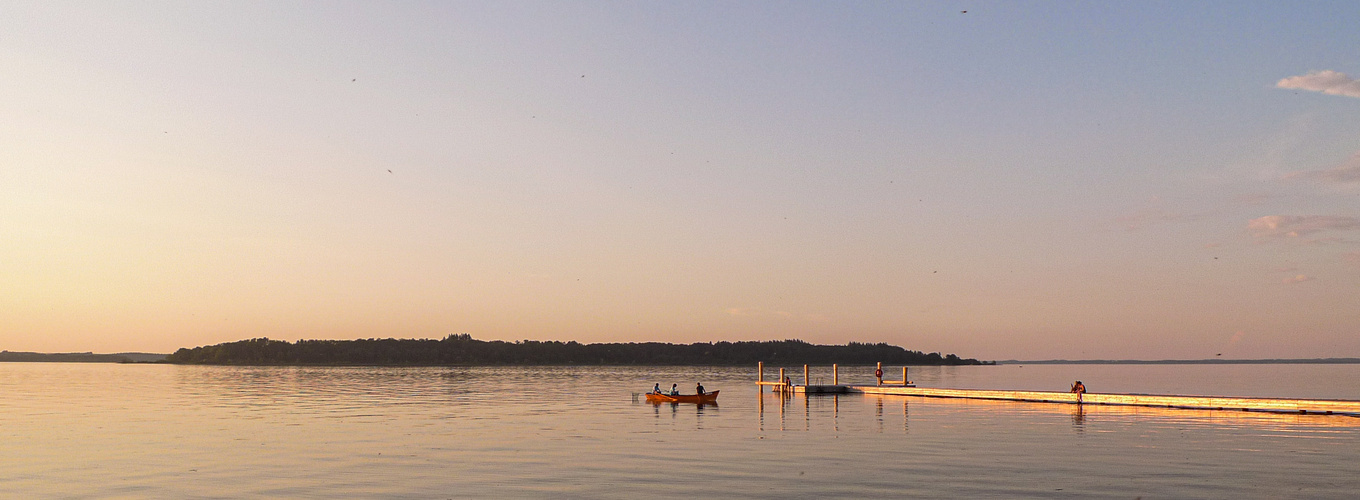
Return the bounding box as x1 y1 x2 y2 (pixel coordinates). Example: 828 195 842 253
3 3 1358 359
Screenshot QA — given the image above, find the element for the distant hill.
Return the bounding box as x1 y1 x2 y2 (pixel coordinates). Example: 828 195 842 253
167 335 988 366
0 351 167 363
997 358 1360 365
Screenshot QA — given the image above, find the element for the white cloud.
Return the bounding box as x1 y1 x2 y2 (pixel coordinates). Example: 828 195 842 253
1248 215 1360 238
1284 153 1360 184
1277 70 1360 98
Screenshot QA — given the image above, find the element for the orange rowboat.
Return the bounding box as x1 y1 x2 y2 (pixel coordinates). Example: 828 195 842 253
645 391 719 404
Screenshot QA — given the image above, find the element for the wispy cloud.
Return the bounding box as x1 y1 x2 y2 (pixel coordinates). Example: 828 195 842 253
1345 251 1360 266
1277 70 1360 98
1113 196 1197 231
1234 193 1273 206
1282 274 1314 284
1284 153 1360 185
1248 215 1360 238
1116 208 1184 230
726 307 791 318
1301 237 1351 246
726 307 827 322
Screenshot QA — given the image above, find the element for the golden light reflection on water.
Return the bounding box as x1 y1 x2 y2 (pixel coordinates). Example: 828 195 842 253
5 363 1360 498
859 393 1360 430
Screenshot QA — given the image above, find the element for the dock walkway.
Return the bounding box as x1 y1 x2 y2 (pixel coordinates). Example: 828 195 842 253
764 363 1360 417
851 386 1360 416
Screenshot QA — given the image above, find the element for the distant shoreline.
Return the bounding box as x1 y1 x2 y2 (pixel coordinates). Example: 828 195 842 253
997 358 1360 365
0 351 168 363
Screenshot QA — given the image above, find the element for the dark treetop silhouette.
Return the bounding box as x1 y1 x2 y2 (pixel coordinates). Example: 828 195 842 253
167 334 986 366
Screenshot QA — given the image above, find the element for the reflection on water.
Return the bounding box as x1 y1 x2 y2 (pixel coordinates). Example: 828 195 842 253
3 363 1360 498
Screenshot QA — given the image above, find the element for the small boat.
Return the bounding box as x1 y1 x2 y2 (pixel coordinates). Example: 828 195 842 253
645 390 719 403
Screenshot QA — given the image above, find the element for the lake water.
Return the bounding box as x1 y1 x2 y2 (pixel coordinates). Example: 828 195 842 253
4 362 1360 498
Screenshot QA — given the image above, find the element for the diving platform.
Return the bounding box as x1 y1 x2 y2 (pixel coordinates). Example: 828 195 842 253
757 361 912 394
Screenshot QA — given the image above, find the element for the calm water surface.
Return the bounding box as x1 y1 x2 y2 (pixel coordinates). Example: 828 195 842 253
4 363 1360 498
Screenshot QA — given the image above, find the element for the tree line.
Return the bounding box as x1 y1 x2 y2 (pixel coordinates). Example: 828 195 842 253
166 334 988 366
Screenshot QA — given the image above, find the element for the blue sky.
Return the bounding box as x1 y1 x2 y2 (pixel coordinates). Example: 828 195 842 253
2 1 1358 359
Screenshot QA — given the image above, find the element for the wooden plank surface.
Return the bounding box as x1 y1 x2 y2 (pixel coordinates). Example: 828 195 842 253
850 386 1360 415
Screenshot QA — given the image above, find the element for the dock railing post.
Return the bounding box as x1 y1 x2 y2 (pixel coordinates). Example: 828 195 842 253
804 364 809 387
758 361 764 393
779 368 786 394
833 364 838 385
903 366 908 387
876 362 883 386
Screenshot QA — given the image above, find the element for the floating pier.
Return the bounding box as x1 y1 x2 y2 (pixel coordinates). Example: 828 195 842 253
853 386 1360 416
758 362 1360 417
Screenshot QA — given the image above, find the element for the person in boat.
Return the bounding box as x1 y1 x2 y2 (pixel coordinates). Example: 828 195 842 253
670 384 679 396
696 382 705 395
652 383 661 394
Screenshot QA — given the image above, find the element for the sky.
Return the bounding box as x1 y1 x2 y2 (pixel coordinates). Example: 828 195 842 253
2 1 1358 360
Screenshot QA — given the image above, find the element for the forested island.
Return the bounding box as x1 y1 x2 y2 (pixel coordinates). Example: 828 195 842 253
167 334 988 366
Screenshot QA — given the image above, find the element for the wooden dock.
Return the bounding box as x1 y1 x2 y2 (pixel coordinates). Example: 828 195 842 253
758 362 1360 417
854 386 1360 416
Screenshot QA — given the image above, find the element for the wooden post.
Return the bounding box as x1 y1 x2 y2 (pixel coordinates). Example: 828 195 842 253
779 368 786 394
758 361 764 393
876 362 883 386
803 364 809 387
902 366 908 387
833 364 838 385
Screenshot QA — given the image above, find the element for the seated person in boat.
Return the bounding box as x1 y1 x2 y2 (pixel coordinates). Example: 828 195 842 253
695 382 705 395
670 384 679 396
652 383 661 394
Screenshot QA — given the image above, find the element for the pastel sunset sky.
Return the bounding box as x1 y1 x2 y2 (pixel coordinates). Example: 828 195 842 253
3 2 1358 360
